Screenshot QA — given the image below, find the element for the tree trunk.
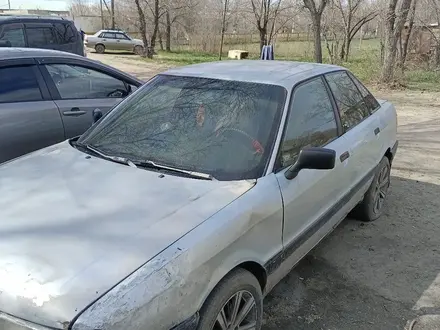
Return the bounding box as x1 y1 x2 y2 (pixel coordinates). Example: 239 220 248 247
219 0 228 60
259 28 267 53
111 0 115 29
134 0 152 58
312 14 323 63
399 0 417 71
150 0 160 53
339 37 346 60
166 10 171 52
159 32 164 51
345 36 352 61
381 0 413 82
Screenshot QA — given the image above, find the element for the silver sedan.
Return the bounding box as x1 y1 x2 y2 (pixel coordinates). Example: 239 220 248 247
0 60 397 330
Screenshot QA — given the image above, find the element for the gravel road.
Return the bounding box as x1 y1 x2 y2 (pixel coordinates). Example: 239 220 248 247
90 52 440 329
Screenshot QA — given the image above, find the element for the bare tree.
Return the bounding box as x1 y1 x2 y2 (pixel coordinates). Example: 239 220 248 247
134 0 153 58
398 0 417 70
334 0 378 61
219 0 229 59
250 0 283 51
303 0 328 63
381 0 413 82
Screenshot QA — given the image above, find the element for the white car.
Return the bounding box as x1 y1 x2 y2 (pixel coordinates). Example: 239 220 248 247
85 29 144 54
0 61 397 330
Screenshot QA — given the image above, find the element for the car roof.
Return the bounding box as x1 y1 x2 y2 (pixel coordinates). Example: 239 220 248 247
98 30 125 33
0 15 69 23
0 47 81 60
162 60 345 88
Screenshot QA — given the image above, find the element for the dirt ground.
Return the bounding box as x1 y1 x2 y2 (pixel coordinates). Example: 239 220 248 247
91 52 440 329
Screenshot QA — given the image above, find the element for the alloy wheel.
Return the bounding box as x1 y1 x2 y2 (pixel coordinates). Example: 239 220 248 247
212 290 257 330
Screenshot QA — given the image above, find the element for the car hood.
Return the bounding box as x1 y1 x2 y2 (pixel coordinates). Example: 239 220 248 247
0 141 254 329
132 38 143 45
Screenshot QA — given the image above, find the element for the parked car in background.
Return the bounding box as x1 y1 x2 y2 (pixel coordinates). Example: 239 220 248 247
85 29 144 54
0 48 142 163
0 15 85 56
0 61 397 330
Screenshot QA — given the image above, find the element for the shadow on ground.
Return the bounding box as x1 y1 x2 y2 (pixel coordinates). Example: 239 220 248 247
263 176 440 330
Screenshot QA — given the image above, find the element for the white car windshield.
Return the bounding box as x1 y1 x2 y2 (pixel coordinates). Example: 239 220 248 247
79 75 287 180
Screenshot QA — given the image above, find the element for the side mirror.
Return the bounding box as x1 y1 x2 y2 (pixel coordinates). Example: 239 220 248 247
285 147 336 180
92 108 103 123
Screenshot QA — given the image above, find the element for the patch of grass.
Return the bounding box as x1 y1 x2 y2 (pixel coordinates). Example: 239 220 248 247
405 70 440 92
146 50 219 66
142 39 439 91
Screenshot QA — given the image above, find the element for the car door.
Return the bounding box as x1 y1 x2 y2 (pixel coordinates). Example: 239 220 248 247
275 77 353 252
101 32 118 50
348 72 384 165
115 33 133 51
324 71 377 185
0 63 65 163
24 23 58 51
40 62 130 138
0 23 26 47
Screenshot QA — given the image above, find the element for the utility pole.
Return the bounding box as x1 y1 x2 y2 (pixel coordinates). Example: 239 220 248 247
218 0 228 60
8 0 11 9
100 0 104 29
111 0 115 29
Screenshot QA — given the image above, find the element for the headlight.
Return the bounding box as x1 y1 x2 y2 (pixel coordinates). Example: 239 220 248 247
0 313 51 330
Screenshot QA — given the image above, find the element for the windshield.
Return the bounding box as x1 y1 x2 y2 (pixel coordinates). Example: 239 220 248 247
79 74 286 180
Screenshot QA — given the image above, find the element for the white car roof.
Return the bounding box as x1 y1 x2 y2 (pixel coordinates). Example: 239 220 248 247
162 60 345 89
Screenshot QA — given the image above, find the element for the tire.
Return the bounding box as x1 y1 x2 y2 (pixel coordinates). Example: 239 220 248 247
197 268 263 330
134 45 144 55
351 156 391 222
95 44 105 54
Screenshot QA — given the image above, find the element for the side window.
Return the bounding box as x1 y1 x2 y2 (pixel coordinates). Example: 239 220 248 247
45 64 128 99
348 72 380 113
102 33 116 39
116 33 129 40
26 27 57 47
0 25 26 47
325 71 370 132
0 66 43 103
280 77 338 168
54 23 77 44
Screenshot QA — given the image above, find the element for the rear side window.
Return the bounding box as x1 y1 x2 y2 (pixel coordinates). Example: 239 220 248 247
26 27 57 47
279 77 338 168
325 71 370 132
0 66 42 103
102 33 116 39
54 23 77 44
0 25 26 47
348 72 380 113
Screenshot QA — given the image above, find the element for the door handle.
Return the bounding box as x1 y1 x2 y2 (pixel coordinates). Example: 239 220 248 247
340 151 350 162
374 127 380 135
63 107 87 116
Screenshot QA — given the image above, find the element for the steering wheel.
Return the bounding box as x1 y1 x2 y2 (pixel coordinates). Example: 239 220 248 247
216 127 264 155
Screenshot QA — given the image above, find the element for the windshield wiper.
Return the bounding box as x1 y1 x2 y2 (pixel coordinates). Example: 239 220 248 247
81 144 138 168
133 160 214 180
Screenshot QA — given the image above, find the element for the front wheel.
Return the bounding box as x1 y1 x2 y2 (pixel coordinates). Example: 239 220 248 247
351 156 391 222
197 268 263 330
134 45 144 55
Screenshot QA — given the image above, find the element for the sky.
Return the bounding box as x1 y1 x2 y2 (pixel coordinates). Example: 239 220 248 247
0 0 68 11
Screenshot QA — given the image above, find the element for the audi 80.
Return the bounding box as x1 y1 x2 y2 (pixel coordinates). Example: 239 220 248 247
0 60 397 330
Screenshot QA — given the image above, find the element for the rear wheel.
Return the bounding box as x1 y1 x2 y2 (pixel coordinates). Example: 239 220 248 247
95 44 105 54
351 156 391 222
134 45 144 55
197 268 263 330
